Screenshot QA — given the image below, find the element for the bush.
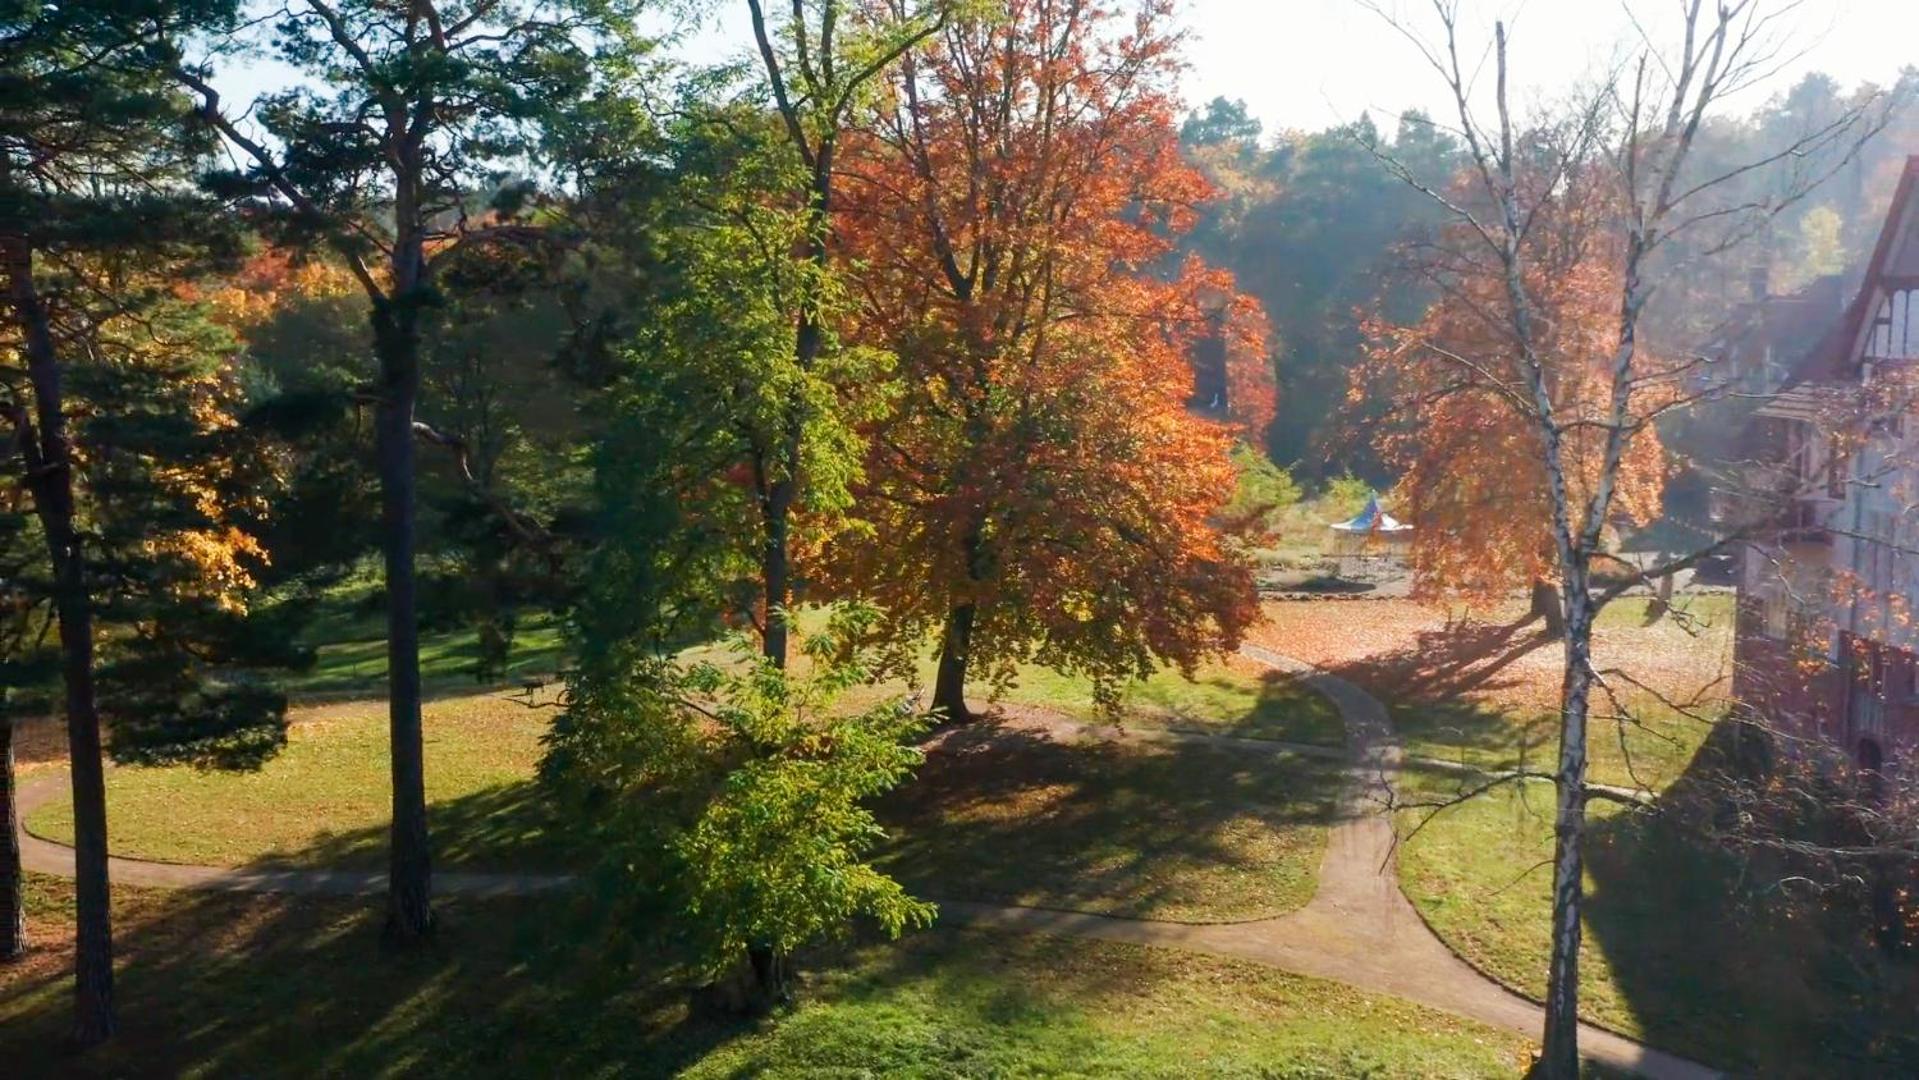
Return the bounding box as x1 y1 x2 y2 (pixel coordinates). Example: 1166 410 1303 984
1221 443 1301 541
1322 471 1374 519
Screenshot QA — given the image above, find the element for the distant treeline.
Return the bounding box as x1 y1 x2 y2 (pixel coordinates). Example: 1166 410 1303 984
1178 68 1919 484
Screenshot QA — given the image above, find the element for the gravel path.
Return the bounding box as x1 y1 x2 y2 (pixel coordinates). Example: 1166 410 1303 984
15 647 1717 1078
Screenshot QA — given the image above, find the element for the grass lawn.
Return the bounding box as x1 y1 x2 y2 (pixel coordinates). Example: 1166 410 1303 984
1395 765 1919 1075
0 873 1533 1078
26 690 575 872
1390 698 1717 790
877 729 1340 922
28 660 1341 919
284 610 566 697
989 654 1346 747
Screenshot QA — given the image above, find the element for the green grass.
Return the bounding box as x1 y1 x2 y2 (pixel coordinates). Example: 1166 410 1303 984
284 610 566 697
27 691 574 871
30 651 1341 917
990 657 1347 746
877 732 1340 921
1391 698 1717 790
0 873 1533 1078
1395 762 1919 1074
1590 592 1733 630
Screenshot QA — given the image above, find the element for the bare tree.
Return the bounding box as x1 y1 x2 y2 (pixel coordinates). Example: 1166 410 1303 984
1361 1 1897 1073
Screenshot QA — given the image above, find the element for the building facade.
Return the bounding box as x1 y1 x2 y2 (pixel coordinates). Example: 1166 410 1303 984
1732 156 1919 771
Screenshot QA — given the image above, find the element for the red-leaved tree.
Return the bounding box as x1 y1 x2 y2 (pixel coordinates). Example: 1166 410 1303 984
826 0 1273 720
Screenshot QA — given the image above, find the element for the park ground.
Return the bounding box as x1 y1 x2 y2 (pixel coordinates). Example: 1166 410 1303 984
5 591 1915 1075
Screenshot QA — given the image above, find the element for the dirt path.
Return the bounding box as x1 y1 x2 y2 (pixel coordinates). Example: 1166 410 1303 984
14 648 1717 1078
941 645 1717 1080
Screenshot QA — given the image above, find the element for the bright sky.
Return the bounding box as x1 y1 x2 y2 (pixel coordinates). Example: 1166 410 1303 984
1177 0 1919 133
215 1 1918 134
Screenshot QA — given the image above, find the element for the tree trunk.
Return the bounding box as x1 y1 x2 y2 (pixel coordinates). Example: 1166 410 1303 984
5 230 114 1042
932 604 975 724
747 942 789 1005
1538 588 1593 1079
697 943 790 1016
374 307 433 947
761 477 794 669
1529 578 1565 635
1 716 23 962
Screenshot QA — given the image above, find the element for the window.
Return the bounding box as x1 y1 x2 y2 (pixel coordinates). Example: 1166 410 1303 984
1762 591 1791 639
1827 444 1851 499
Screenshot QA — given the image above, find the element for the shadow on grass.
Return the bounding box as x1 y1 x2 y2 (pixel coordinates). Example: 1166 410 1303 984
875 720 1343 921
0 863 733 1078
1578 726 1919 1075
0 873 1219 1079
256 779 588 873
1112 669 1347 747
1320 610 1916 1071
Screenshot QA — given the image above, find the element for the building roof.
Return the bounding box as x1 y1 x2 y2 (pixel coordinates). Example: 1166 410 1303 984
1801 154 1919 383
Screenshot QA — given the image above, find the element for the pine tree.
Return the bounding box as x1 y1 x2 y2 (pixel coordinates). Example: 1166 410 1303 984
0 0 286 1042
178 0 648 944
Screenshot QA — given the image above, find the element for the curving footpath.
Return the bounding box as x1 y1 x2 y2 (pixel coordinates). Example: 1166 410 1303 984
14 645 1717 1079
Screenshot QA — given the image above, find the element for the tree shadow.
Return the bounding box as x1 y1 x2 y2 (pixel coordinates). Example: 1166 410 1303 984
1125 668 1348 746
1325 613 1562 770
0 866 760 1078
259 779 587 873
873 719 1343 921
2 858 1230 1078
1580 724 1919 1076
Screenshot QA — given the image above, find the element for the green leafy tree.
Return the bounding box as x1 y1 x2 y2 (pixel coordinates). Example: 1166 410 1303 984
742 0 948 668
1181 95 1262 149
543 611 933 1012
179 0 647 944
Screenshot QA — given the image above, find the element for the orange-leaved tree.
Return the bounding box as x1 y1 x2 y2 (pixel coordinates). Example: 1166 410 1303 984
1357 162 1669 622
826 0 1274 720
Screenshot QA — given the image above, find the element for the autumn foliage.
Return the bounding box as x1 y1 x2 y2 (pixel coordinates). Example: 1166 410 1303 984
823 0 1273 715
1357 169 1669 605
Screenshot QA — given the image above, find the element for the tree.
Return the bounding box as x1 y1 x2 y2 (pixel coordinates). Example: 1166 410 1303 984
1359 2 1895 1073
1359 170 1669 619
178 0 644 944
0 0 282 1041
1185 111 1457 479
828 0 1273 720
1181 95 1261 149
743 0 948 669
544 609 934 1011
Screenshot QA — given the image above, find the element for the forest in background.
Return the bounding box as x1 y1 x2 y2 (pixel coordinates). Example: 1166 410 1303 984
1178 69 1919 484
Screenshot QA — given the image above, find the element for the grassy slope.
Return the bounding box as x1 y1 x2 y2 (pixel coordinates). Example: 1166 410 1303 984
0 874 1532 1079
1396 779 1919 1075
1379 593 1919 1074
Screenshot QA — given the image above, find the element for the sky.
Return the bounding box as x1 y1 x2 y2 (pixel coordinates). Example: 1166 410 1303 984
1175 0 1918 133
215 1 1917 135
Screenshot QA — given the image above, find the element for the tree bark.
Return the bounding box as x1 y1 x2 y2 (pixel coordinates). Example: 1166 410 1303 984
1 716 23 962
1529 578 1565 635
1538 585 1592 1079
932 604 976 724
374 302 433 947
5 230 114 1042
761 476 794 669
